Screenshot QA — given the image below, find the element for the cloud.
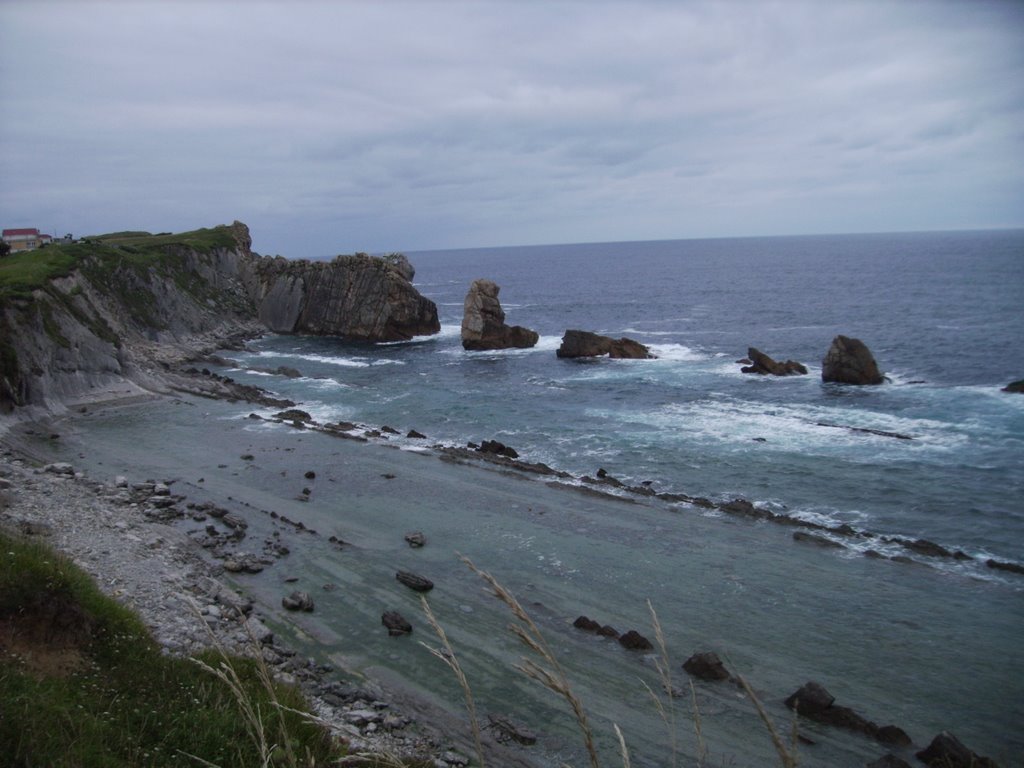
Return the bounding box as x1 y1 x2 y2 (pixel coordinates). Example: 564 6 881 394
1 0 1022 255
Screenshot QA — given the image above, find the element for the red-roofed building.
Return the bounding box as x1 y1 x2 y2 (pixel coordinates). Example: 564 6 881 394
2 228 52 252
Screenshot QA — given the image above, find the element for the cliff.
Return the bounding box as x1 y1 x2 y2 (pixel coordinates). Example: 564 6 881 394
251 253 439 342
0 222 439 413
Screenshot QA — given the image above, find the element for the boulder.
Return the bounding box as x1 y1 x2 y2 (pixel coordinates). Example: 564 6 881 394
281 591 315 612
556 330 654 360
821 335 884 385
682 651 732 681
396 570 434 592
1002 379 1024 393
382 611 412 636
740 347 808 376
916 732 1000 768
618 629 654 651
461 279 539 350
273 408 312 423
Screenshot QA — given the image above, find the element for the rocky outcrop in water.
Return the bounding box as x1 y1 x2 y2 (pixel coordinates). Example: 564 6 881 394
253 253 439 342
741 347 808 376
556 330 653 359
460 279 538 350
784 681 911 747
916 731 1000 768
1002 379 1024 393
821 335 884 384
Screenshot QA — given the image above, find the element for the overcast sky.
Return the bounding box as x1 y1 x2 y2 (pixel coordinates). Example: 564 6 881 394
2 1 1022 257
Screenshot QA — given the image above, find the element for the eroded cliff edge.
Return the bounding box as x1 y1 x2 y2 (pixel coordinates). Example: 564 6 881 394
0 222 439 413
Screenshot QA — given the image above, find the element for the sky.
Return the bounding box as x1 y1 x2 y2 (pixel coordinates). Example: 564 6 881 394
1 1 1023 258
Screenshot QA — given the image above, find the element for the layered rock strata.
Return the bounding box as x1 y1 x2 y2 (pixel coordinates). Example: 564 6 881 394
460 279 538 350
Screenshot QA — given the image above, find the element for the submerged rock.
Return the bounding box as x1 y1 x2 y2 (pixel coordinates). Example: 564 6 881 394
556 330 654 359
382 611 412 636
682 651 732 681
916 732 1000 768
461 279 538 350
404 531 426 548
396 571 434 592
618 629 654 651
740 347 808 376
821 335 884 385
281 590 315 612
785 682 911 747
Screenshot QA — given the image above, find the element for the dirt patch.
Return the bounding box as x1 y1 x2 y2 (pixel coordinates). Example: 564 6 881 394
0 592 97 678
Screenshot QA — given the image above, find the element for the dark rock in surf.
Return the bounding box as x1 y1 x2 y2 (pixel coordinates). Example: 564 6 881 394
557 329 654 360
916 732 1000 768
396 570 434 592
986 558 1024 575
478 440 519 459
461 279 539 350
273 408 313 423
618 629 654 651
793 531 845 549
382 611 412 636
573 615 602 632
404 531 426 548
821 335 884 385
741 347 808 376
406 429 426 439
597 625 619 638
682 651 732 681
785 682 911 747
1001 379 1024 393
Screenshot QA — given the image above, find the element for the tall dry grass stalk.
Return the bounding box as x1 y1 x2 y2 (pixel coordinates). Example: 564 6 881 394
461 555 603 768
644 599 678 768
736 674 799 768
419 595 486 768
688 680 708 768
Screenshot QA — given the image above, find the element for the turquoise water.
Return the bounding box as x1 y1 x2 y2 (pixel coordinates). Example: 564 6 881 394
39 229 1024 766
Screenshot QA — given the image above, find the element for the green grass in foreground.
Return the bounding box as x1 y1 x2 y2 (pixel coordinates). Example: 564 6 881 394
0 529 340 768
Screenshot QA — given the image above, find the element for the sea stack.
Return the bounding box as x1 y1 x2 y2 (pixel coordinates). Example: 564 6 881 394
821 335 884 385
461 279 538 350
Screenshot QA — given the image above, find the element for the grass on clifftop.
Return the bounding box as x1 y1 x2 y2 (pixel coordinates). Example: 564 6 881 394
0 529 340 768
0 225 238 303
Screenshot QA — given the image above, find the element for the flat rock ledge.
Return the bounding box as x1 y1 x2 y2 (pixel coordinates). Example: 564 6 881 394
461 279 538 351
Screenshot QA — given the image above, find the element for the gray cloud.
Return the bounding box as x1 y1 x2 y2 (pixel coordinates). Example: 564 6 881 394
1 0 1022 256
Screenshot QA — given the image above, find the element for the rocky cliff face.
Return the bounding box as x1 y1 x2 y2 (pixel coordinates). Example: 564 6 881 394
251 253 439 342
0 222 439 413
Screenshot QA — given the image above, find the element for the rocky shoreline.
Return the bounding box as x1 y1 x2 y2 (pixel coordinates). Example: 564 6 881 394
0 422 535 768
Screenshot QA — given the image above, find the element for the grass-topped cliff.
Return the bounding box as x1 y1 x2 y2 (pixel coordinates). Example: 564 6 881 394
0 224 244 304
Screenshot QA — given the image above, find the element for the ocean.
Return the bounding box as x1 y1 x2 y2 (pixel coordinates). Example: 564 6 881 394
40 229 1024 766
